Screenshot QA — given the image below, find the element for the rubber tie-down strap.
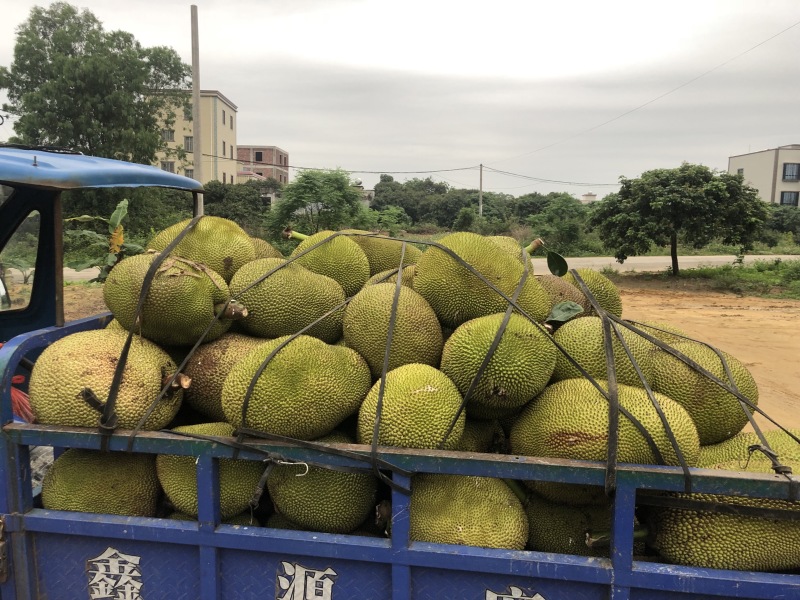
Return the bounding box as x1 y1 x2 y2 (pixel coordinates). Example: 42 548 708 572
637 490 800 521
101 215 202 452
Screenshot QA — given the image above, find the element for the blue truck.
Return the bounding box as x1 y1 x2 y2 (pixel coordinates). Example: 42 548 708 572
0 146 798 600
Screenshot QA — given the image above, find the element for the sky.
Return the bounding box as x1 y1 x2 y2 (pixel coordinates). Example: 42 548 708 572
1 0 799 199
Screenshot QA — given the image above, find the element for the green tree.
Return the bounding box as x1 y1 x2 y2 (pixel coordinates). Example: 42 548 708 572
0 3 190 163
266 169 364 235
527 194 589 254
588 163 768 276
452 207 477 231
203 180 271 236
376 205 412 236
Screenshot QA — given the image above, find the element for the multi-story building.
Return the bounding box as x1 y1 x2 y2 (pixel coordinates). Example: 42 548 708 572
155 90 238 185
237 146 290 185
727 145 800 206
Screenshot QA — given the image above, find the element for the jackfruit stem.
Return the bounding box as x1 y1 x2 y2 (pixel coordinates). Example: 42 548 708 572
282 227 309 241
503 479 529 505
162 373 192 391
215 300 248 320
524 238 545 255
585 525 649 548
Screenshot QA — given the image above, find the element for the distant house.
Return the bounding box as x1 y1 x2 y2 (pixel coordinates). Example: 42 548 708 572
728 145 800 206
155 89 238 185
237 146 290 185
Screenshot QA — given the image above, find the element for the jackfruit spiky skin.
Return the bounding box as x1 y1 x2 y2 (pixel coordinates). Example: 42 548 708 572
343 283 443 378
365 265 416 288
28 329 182 429
650 341 759 445
289 230 370 297
250 237 283 259
413 232 550 329
526 494 611 557
510 379 700 504
440 313 556 417
147 216 256 283
643 457 800 571
409 474 528 550
340 229 422 275
563 269 622 317
488 235 527 263
222 335 372 440
42 449 159 517
536 274 592 315
156 422 266 519
455 419 506 453
229 258 346 343
267 431 378 534
551 316 654 387
697 428 800 468
103 253 233 346
182 333 269 421
357 363 465 450
266 512 306 530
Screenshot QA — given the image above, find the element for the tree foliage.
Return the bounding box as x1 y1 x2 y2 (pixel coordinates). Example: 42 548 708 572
266 169 365 235
527 193 592 254
588 163 769 275
0 2 190 163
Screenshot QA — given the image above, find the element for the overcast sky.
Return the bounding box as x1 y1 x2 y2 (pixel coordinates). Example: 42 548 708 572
1 0 799 198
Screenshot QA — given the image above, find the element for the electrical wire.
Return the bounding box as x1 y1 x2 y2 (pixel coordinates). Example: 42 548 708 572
483 166 617 187
486 17 800 167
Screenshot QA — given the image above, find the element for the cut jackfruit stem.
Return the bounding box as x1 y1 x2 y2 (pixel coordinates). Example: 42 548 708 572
282 226 308 241
524 238 544 255
214 301 248 320
162 373 192 391
585 526 649 548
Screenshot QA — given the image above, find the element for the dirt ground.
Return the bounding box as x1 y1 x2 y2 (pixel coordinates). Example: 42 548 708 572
60 279 800 432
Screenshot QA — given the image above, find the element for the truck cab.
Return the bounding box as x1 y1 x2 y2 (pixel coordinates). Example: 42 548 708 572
0 146 798 600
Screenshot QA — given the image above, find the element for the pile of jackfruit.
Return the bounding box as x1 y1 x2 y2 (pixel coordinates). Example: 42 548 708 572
27 216 800 572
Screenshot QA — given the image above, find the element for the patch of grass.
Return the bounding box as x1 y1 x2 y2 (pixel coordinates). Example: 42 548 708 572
610 258 800 299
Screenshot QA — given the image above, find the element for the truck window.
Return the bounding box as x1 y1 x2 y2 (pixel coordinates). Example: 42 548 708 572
0 209 40 312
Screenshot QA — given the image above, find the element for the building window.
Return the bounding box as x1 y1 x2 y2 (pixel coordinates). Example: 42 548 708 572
183 104 192 120
160 161 175 173
184 168 194 179
184 136 193 152
222 141 226 156
255 151 263 162
737 168 744 176
231 146 234 159
783 163 800 181
256 171 263 177
230 116 233 130
223 172 226 183
161 129 175 142
780 191 799 206
222 110 226 125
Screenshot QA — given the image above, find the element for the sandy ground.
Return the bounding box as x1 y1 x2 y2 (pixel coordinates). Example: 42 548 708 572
56 280 800 433
618 281 800 432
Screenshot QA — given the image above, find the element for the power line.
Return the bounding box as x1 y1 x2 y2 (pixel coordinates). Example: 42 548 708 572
487 17 800 167
483 166 618 187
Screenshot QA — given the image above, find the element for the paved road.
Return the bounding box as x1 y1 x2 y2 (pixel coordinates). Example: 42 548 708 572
3 254 795 283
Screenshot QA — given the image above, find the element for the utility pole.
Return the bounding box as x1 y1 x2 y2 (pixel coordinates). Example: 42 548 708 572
191 5 203 213
478 163 483 216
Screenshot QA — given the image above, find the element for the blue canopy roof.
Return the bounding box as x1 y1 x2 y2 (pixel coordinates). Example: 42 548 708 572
0 146 203 192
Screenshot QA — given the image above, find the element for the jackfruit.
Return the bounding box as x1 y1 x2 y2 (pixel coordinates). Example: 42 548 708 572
104 253 237 346
167 510 261 526
563 269 622 317
182 332 269 421
250 237 283 259
650 340 758 445
526 494 617 557
229 257 345 343
552 316 654 387
147 216 256 282
288 230 370 297
409 474 528 550
222 335 372 440
266 512 306 530
488 235 528 263
698 428 800 468
339 229 422 275
643 457 800 571
536 274 591 315
267 431 378 534
28 328 182 429
343 283 443 378
42 449 159 517
440 313 556 417
365 265 416 288
510 379 700 504
357 363 465 450
455 419 506 453
156 422 266 519
413 232 550 329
